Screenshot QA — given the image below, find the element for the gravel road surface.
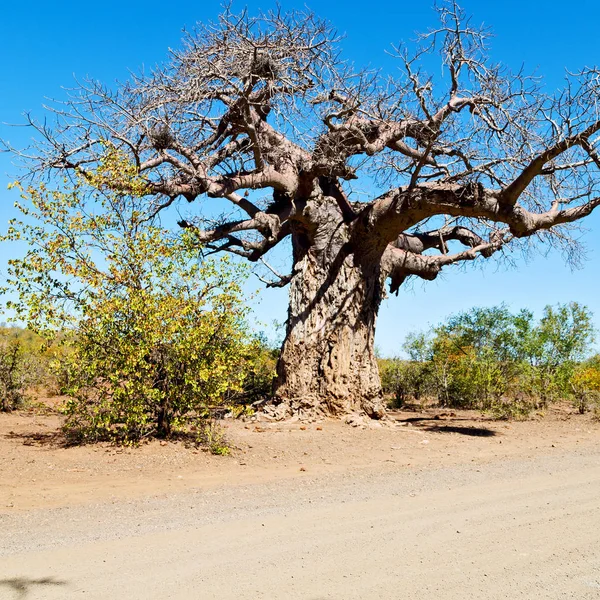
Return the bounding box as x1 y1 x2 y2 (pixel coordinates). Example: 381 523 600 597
1 447 599 599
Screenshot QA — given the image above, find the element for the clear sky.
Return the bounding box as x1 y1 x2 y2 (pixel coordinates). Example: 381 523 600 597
1 0 599 355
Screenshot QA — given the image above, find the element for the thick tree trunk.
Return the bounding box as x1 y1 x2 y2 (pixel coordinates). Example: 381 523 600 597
272 197 387 419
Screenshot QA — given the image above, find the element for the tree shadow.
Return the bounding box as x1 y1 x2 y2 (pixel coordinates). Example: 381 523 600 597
420 424 498 437
0 577 68 599
388 411 499 436
391 415 472 424
3 430 67 448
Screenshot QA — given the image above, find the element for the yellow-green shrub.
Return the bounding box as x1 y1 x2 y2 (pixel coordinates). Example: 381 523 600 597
3 154 254 443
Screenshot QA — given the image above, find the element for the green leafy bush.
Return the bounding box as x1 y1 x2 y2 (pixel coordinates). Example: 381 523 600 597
224 334 278 407
390 303 596 415
3 152 256 443
0 326 49 411
0 331 30 411
379 358 432 407
570 356 600 414
57 250 251 443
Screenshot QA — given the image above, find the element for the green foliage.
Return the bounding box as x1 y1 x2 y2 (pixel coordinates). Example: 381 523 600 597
3 152 254 443
225 333 278 406
569 355 600 414
196 421 231 455
388 303 597 416
379 358 432 408
523 303 595 405
57 254 251 443
0 326 50 411
428 306 530 409
486 396 537 421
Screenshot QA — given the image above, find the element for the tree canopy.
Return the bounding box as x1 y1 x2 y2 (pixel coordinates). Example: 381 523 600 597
5 2 600 418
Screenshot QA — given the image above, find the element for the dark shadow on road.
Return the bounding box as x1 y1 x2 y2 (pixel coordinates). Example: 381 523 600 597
421 424 498 437
3 430 66 448
391 416 472 424
0 577 68 599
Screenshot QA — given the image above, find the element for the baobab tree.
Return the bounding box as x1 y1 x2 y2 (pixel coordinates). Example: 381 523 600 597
10 3 600 418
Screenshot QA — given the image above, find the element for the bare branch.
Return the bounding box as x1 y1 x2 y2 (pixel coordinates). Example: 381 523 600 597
256 258 293 288
383 230 508 294
7 2 600 299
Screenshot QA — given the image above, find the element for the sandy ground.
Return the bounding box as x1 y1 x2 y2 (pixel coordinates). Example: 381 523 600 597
1 405 599 598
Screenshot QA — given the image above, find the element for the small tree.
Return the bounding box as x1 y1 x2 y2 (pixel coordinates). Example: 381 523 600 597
570 355 600 414
379 358 433 407
527 303 595 404
0 332 30 411
0 326 48 411
3 153 253 442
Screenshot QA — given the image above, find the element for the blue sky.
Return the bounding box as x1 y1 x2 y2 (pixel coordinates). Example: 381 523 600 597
1 0 599 354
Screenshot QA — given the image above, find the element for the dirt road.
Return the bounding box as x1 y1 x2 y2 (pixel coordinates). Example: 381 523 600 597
2 441 600 599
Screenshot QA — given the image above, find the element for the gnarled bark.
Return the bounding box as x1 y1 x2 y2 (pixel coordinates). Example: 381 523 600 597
274 248 385 418
272 197 386 419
